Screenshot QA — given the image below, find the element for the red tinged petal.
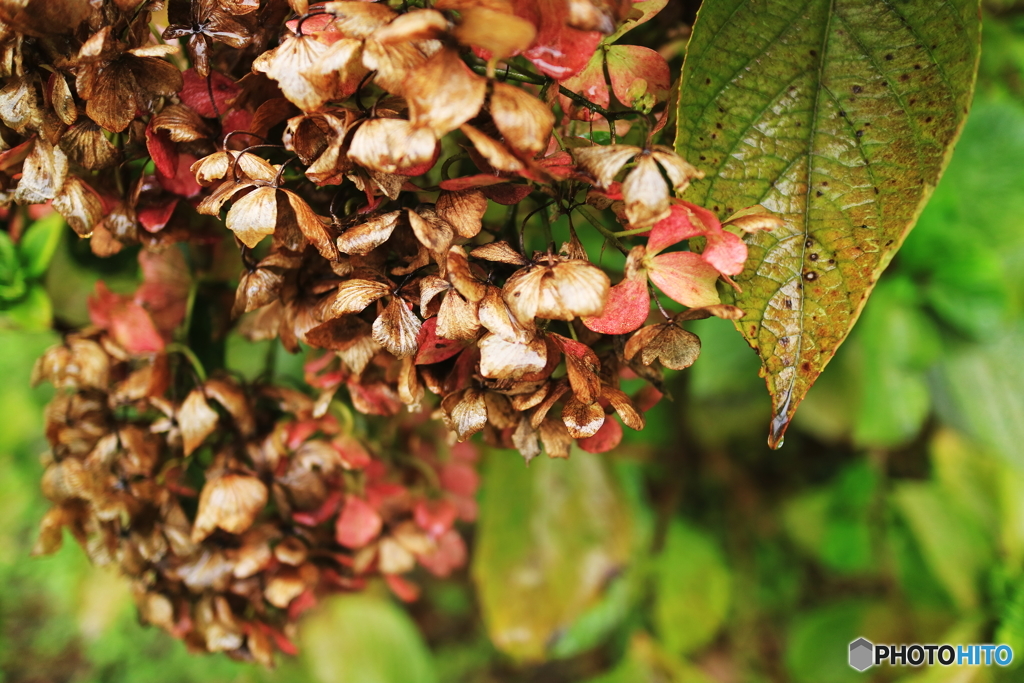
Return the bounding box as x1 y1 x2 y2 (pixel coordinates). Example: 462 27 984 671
335 496 383 549
702 227 748 276
415 317 469 365
645 203 704 254
180 69 239 118
439 462 478 498
416 529 467 577
482 183 532 205
558 52 608 121
605 45 670 111
384 574 421 602
647 251 722 308
157 154 203 198
137 199 178 233
146 121 178 178
413 498 459 538
439 174 509 191
577 416 622 453
513 0 603 80
292 490 343 526
88 282 166 353
581 273 649 334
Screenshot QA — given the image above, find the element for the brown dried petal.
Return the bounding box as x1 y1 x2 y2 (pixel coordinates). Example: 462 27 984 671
317 278 390 319
454 7 535 61
468 240 529 266
436 189 487 239
490 81 554 157
151 103 211 142
447 245 487 302
573 144 639 187
539 417 572 458
15 137 67 204
180 389 220 456
60 120 120 170
408 208 453 256
204 377 256 437
478 332 546 379
561 396 604 438
460 123 523 173
441 387 487 441
601 385 645 430
503 259 610 322
225 186 278 248
437 289 480 341
512 415 540 463
192 474 268 542
478 285 532 342
623 322 700 371
251 34 332 111
373 8 448 43
336 210 402 255
348 118 437 174
372 297 422 359
53 176 103 237
406 48 487 137
419 275 450 315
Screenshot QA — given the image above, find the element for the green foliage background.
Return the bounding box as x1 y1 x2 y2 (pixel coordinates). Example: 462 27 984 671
5 7 1024 683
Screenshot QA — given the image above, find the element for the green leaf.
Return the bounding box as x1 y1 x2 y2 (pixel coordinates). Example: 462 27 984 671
892 481 992 610
472 449 633 662
0 230 26 303
300 594 438 683
676 0 981 447
785 601 869 683
18 213 64 279
3 285 53 331
652 521 730 656
851 276 941 447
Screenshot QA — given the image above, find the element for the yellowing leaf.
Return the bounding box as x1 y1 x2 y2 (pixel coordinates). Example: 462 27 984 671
472 449 632 662
676 0 981 447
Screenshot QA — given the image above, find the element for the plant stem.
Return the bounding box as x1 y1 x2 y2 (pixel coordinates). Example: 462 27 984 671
166 342 208 383
612 226 653 238
577 205 628 255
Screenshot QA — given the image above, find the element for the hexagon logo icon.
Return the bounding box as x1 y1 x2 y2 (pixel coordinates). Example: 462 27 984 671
849 638 874 671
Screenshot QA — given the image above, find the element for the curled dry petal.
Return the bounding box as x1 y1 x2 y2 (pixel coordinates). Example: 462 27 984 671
561 395 604 438
436 289 481 341
469 241 529 266
454 7 536 62
53 176 103 237
650 146 702 191
512 415 541 463
503 257 610 322
436 189 488 239
373 8 448 42
316 279 390 319
489 81 554 157
372 297 422 359
622 152 670 227
538 417 573 458
441 387 487 441
204 377 256 437
624 321 701 371
601 385 645 430
478 332 546 379
348 118 438 174
461 124 524 173
336 210 402 255
551 333 601 404
573 144 639 187
192 474 268 542
407 208 454 257
478 286 532 342
405 49 487 137
180 389 220 456
251 34 332 111
225 186 277 248
447 245 487 302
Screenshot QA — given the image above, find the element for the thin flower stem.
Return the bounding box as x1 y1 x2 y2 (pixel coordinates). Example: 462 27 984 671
440 152 470 181
166 343 208 383
612 226 653 238
520 201 556 254
567 321 579 341
577 205 628 255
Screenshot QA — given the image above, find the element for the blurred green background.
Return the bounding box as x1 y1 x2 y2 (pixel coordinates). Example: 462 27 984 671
6 8 1024 683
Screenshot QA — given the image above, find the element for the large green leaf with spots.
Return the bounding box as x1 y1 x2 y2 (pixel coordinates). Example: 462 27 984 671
676 0 981 447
